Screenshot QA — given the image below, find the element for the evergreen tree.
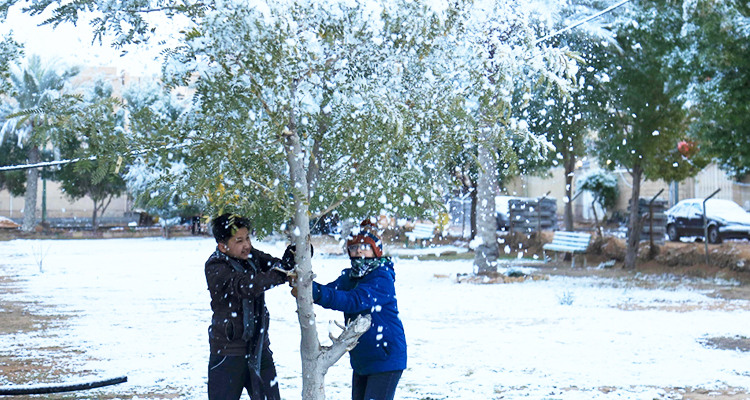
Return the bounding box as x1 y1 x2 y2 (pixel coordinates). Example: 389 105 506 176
589 0 707 269
682 0 750 176
522 0 627 233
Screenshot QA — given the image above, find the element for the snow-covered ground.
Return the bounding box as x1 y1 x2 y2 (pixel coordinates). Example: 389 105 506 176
1 237 749 399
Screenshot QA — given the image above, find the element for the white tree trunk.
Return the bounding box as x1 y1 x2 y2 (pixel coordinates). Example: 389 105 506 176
284 128 370 400
22 146 40 232
474 129 500 274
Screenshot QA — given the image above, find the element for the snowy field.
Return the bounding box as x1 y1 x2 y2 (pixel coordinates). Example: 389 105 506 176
1 237 750 400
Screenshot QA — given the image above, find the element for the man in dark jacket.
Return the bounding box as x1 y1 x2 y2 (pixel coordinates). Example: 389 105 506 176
205 213 295 400
299 218 407 400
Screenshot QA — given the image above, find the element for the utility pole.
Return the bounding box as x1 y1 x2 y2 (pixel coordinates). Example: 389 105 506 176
42 166 47 227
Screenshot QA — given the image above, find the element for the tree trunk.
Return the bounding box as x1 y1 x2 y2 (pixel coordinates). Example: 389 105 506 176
284 116 368 399
469 186 477 239
591 199 602 238
564 154 575 231
92 201 99 232
474 129 500 274
91 195 114 233
623 163 643 269
22 146 40 232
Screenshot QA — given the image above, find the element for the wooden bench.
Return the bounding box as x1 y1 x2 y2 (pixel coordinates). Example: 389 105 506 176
405 223 436 247
542 231 592 268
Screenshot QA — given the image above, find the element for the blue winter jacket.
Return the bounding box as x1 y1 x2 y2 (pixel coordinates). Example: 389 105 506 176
312 258 407 376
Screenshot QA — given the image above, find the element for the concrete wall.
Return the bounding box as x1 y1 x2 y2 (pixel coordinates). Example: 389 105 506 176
503 167 569 212
611 172 670 213
0 180 132 221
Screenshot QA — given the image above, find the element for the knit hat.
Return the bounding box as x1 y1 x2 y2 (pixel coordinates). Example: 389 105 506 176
346 218 383 258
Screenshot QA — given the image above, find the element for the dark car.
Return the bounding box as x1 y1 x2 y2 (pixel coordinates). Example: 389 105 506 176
665 198 750 243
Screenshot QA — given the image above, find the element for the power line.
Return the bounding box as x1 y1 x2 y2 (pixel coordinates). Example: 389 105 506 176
534 0 633 45
0 157 94 172
0 142 193 172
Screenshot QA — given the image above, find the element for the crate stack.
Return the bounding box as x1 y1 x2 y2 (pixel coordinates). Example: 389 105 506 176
508 197 558 233
630 197 667 244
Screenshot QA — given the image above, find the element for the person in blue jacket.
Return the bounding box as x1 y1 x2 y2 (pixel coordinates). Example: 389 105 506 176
299 218 407 400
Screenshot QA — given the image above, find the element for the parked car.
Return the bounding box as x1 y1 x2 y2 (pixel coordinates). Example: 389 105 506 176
665 198 750 243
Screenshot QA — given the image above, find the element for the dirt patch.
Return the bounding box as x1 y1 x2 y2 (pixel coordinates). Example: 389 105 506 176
588 235 627 261
0 276 67 336
537 235 750 295
453 271 549 284
674 386 750 400
656 241 750 272
698 336 750 352
0 275 79 387
616 302 750 312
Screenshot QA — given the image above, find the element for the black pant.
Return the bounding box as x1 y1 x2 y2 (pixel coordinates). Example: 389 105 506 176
351 370 403 400
208 346 280 400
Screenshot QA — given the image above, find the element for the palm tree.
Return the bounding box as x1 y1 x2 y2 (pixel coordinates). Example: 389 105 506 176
0 55 78 231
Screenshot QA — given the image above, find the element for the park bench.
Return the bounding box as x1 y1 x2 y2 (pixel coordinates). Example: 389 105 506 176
542 231 592 268
405 222 436 247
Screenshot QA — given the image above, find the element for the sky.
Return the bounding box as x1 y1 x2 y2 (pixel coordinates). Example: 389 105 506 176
0 4 183 77
1 237 749 399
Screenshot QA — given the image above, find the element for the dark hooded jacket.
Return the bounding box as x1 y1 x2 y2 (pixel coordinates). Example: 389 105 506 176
312 257 407 375
205 247 286 356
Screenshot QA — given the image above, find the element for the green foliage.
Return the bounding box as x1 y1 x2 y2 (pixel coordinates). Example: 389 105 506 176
682 0 750 177
0 35 22 95
439 4 580 201
0 131 26 196
138 1 456 236
121 79 199 222
5 1 576 240
576 169 619 209
589 1 708 182
524 30 599 175
55 79 128 227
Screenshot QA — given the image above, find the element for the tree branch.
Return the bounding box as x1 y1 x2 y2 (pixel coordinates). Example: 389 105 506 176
311 196 348 220
318 314 371 371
